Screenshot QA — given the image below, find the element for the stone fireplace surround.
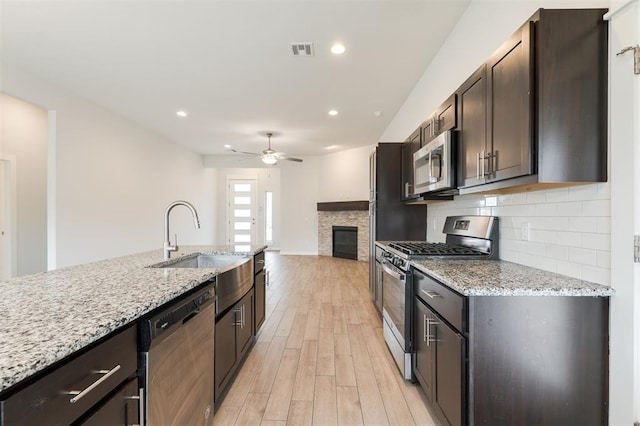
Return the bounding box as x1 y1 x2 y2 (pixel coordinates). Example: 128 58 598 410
317 201 369 262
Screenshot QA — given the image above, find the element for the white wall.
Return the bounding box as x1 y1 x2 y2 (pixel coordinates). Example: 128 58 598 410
0 93 48 275
1 63 217 268
280 156 320 255
318 144 375 202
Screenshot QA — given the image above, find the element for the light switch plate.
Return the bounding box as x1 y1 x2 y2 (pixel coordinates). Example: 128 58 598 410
521 222 530 241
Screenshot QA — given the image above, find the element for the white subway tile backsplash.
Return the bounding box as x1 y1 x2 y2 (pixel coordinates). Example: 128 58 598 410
581 265 610 286
546 188 569 202
526 191 547 204
556 202 583 217
526 241 547 256
568 217 597 233
568 247 597 266
425 181 610 283
582 233 611 251
533 203 558 216
569 185 598 201
546 245 569 261
582 199 610 217
596 251 611 269
596 182 611 200
556 231 583 247
557 260 583 279
530 217 569 231
596 217 611 234
530 229 557 244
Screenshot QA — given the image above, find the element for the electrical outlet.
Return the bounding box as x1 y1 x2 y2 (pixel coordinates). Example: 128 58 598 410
521 222 530 241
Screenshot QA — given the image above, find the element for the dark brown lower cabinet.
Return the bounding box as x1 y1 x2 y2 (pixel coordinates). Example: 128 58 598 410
411 267 610 426
80 378 139 425
254 269 266 333
214 289 254 402
413 298 464 426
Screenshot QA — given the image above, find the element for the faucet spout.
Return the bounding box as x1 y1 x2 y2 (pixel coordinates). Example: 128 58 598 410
164 200 200 260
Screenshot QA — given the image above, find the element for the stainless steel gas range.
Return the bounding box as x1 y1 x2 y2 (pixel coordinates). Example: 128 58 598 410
376 215 499 379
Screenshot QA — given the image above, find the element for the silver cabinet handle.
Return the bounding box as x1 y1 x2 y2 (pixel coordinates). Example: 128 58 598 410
124 387 145 426
423 314 427 343
405 182 411 197
67 364 121 403
242 304 245 328
256 259 265 265
426 317 439 347
481 149 486 177
234 306 242 326
421 289 441 299
476 152 480 179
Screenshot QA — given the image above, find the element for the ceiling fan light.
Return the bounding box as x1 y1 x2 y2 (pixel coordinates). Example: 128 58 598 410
262 155 278 165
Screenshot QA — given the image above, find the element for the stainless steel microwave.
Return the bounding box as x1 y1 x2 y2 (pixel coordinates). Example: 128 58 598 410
413 130 456 195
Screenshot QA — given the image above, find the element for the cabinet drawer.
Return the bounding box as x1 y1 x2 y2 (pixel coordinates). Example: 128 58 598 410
1 325 137 426
413 269 466 332
254 251 265 274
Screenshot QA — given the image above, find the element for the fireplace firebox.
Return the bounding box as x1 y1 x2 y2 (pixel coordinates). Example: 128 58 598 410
332 226 358 260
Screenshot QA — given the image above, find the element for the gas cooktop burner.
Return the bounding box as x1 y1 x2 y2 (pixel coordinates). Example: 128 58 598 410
388 241 485 257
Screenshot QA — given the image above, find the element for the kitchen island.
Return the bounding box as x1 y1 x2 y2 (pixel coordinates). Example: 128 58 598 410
0 245 266 396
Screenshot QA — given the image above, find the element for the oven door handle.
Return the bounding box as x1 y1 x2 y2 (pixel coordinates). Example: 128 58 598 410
381 261 405 282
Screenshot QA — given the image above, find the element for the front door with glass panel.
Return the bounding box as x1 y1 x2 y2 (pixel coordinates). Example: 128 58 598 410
228 179 257 251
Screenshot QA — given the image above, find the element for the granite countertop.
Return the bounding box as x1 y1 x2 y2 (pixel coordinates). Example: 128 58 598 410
0 245 266 395
411 259 615 297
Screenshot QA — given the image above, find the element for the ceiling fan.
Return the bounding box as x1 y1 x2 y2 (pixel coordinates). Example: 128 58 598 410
230 132 303 165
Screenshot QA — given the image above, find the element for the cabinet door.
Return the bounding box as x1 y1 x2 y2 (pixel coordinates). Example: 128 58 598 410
254 270 266 333
80 378 139 426
486 21 533 183
434 318 465 426
456 65 488 188
436 94 457 134
401 127 421 200
413 298 435 401
237 289 254 360
215 307 238 400
421 113 436 144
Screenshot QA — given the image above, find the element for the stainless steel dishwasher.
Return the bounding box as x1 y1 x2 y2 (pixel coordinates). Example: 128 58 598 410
138 282 215 425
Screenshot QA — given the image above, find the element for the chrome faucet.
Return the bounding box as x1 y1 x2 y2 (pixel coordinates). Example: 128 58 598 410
164 200 200 260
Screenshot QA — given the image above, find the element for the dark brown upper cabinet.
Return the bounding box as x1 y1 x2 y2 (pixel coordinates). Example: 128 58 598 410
456 8 608 194
401 127 422 201
422 94 457 144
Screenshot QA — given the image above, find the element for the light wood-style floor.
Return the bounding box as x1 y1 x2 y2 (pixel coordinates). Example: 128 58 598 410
213 252 437 426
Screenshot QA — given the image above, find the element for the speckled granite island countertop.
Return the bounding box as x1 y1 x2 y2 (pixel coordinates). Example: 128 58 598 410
411 259 614 297
0 245 266 394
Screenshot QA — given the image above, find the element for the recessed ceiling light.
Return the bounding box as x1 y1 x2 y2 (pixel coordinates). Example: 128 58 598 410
328 109 339 116
224 144 231 149
176 110 188 118
331 43 346 55
325 145 338 150
373 111 383 117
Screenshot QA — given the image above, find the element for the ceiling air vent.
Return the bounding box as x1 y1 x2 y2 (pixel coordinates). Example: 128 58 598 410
290 42 314 57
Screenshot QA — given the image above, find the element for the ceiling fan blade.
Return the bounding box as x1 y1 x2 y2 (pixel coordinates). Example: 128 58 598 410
280 156 303 162
230 148 261 156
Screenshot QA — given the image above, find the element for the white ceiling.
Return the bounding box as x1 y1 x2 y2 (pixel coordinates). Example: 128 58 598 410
0 0 470 157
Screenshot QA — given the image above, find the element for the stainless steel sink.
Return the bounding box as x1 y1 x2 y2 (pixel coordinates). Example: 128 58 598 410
155 254 249 270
